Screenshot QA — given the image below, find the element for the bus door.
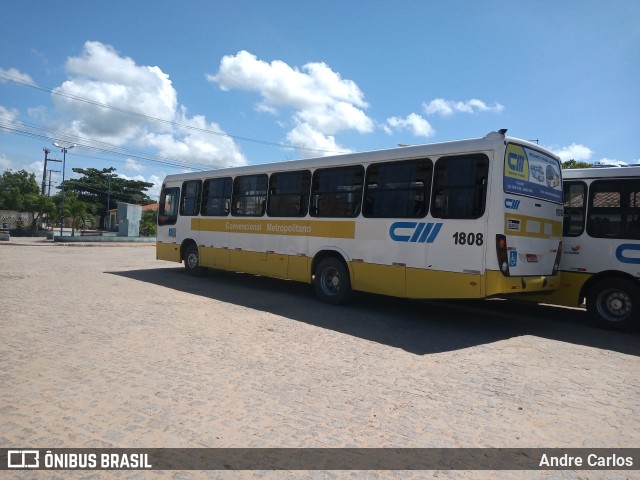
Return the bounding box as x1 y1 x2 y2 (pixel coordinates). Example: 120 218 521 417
157 184 182 263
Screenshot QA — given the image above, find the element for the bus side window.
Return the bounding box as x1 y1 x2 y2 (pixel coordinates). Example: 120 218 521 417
363 158 432 218
626 186 640 239
431 154 488 219
232 174 268 216
588 179 640 239
310 165 364 218
267 170 311 217
587 181 621 238
563 181 586 237
180 180 201 216
201 177 232 216
158 187 180 226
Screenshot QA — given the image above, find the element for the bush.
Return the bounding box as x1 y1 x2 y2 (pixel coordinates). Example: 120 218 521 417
139 209 157 237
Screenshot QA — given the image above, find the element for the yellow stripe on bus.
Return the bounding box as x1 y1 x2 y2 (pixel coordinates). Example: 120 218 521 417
504 214 562 239
191 218 356 239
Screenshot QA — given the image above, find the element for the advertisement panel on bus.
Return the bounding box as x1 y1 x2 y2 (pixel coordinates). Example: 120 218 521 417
504 144 562 204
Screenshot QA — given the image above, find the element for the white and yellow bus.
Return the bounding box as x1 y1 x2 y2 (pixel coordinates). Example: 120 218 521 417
156 129 563 304
535 166 640 330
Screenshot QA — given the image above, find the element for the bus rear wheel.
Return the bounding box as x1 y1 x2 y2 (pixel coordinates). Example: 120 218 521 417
313 257 352 305
586 278 640 331
184 244 204 275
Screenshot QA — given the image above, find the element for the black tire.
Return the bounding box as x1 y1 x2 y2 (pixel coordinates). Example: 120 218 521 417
586 278 640 332
313 257 352 305
184 244 204 275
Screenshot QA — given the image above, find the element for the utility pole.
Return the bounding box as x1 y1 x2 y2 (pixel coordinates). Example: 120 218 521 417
41 148 49 195
47 169 60 196
105 173 115 230
41 148 61 195
53 142 76 236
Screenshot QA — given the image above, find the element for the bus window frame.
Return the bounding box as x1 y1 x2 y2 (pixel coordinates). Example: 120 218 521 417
586 178 640 240
267 170 311 218
430 153 489 220
158 186 180 226
231 174 268 217
563 180 587 237
363 158 433 219
310 165 364 218
201 177 232 217
180 180 202 217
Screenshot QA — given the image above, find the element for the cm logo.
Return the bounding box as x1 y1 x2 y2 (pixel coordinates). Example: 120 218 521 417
507 152 525 172
389 222 442 243
615 243 640 264
505 198 520 210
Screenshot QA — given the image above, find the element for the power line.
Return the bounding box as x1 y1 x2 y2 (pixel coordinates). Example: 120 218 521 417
0 114 214 171
0 71 346 155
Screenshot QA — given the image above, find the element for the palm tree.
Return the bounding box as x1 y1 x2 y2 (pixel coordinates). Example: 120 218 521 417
65 193 92 235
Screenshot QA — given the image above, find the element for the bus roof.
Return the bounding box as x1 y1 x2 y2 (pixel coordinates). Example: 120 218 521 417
562 166 640 180
162 130 555 183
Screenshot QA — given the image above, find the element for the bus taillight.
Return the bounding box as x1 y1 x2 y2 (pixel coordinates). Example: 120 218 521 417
496 234 510 276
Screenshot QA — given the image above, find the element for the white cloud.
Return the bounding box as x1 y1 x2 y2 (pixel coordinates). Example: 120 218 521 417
285 123 352 158
210 50 373 155
593 158 629 167
51 41 246 169
551 143 594 162
140 109 247 166
123 159 144 173
0 105 19 131
384 113 435 138
423 98 504 117
114 172 164 200
0 153 13 171
145 174 164 199
0 67 34 85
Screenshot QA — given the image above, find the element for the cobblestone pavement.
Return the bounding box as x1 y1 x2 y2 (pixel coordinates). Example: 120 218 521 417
1 239 639 479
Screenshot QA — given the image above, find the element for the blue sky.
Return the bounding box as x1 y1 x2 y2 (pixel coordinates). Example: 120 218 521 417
1 0 639 198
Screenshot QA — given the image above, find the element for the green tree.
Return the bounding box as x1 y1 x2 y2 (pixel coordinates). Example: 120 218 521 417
562 159 592 169
24 193 57 232
0 170 40 210
64 192 93 236
62 167 155 228
139 208 157 237
0 170 58 232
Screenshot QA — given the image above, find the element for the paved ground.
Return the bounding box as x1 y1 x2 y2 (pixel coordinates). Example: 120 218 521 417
1 238 639 479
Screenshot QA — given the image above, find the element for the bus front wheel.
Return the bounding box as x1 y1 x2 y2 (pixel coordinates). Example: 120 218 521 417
184 244 204 275
313 257 352 305
586 278 640 331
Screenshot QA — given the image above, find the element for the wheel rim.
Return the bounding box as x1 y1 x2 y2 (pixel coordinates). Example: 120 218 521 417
187 252 199 270
320 267 341 296
596 288 632 322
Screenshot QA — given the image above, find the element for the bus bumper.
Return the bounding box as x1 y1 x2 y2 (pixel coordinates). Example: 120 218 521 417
485 270 559 297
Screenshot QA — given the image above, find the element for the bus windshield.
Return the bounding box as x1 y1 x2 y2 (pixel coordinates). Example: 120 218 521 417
504 143 562 204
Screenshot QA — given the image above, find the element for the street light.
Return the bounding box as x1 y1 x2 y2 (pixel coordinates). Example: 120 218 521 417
53 142 76 236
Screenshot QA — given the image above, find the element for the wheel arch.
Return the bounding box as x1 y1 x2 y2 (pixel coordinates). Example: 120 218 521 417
310 248 351 282
180 238 198 262
579 270 640 304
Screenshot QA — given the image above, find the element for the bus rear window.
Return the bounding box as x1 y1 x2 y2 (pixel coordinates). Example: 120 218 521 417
504 143 562 204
